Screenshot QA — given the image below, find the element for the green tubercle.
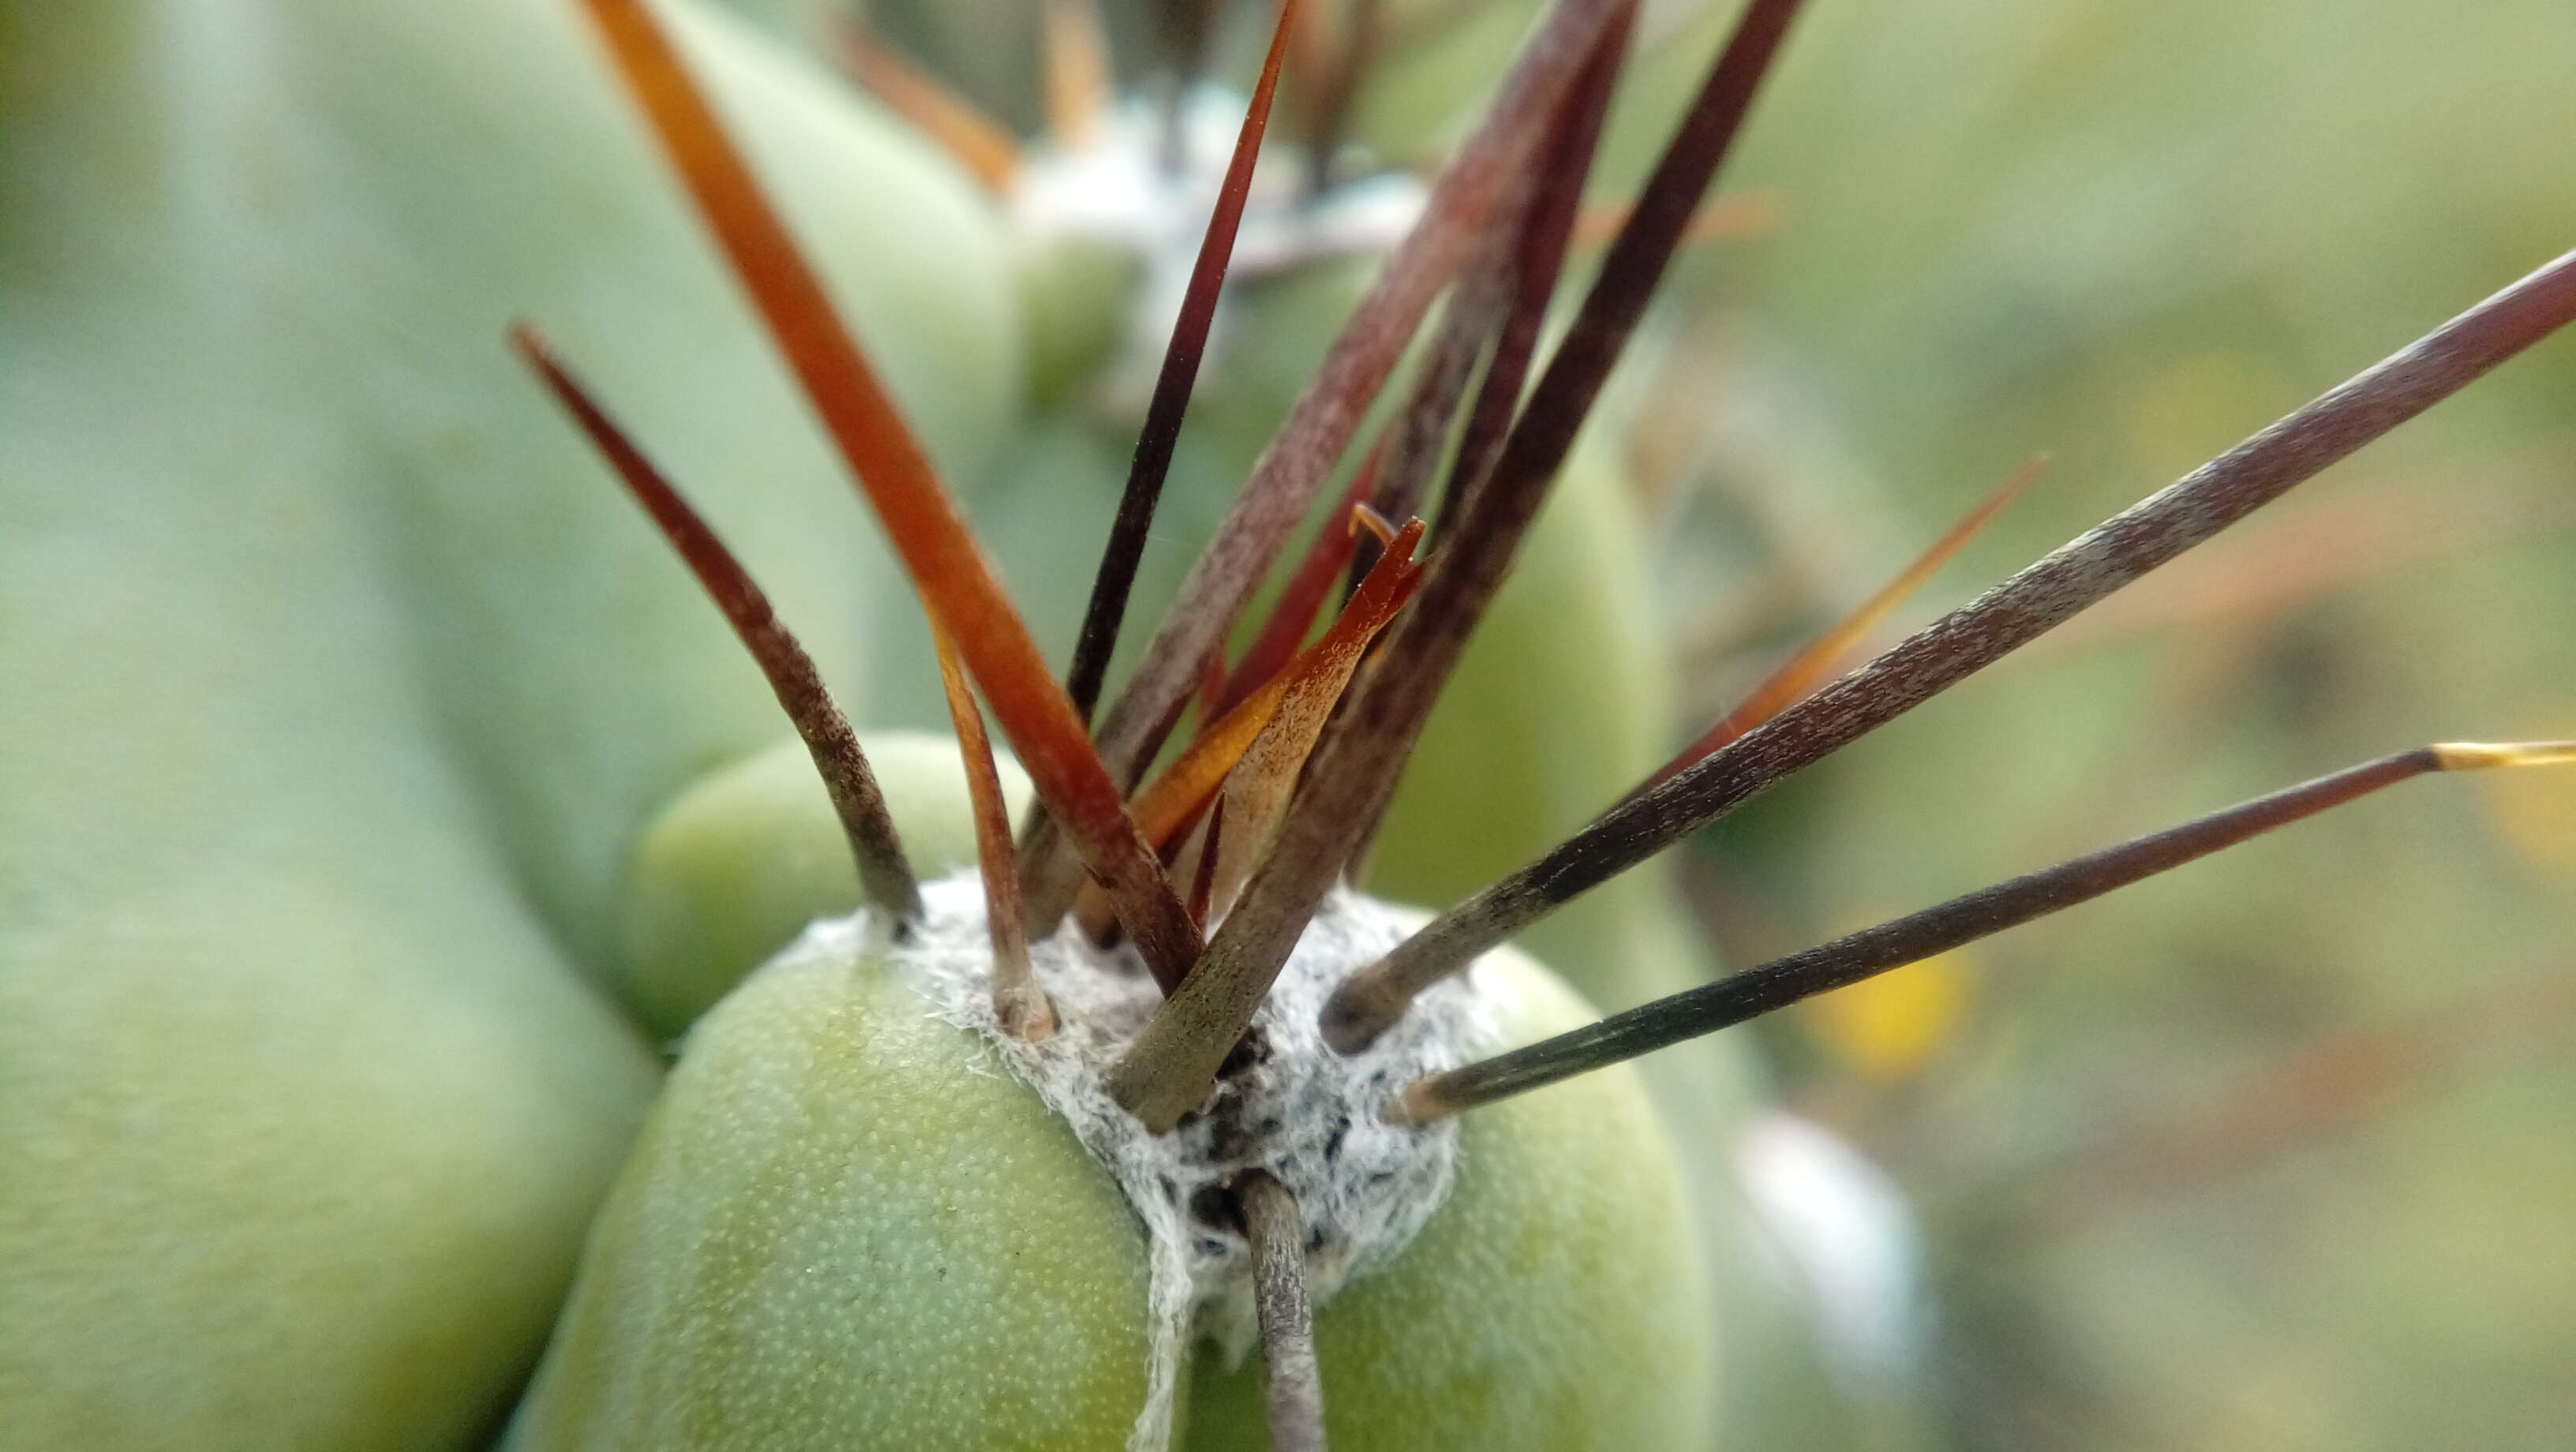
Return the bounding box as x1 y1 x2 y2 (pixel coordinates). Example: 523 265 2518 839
505 921 1159 1452
617 731 1034 1038
512 888 1710 1451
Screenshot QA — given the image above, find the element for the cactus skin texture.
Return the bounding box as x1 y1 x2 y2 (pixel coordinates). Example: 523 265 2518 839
502 920 1160 1452
0 0 1012 1446
507 888 1709 1452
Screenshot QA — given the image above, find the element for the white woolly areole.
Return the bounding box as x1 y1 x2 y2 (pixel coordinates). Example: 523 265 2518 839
867 871 1503 1452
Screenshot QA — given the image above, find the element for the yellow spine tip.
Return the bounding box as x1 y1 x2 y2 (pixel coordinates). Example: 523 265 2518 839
2432 740 2576 771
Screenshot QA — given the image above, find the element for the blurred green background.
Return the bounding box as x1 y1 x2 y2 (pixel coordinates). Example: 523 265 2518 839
826 0 2576 1445
1668 4 2576 1447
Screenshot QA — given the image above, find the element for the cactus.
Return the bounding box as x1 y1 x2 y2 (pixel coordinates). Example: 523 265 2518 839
6 1 2574 1449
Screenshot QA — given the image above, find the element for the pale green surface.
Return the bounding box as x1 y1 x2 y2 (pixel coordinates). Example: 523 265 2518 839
506 934 1157 1452
0 0 1017 1446
618 732 1035 1038
1185 951 1713 1452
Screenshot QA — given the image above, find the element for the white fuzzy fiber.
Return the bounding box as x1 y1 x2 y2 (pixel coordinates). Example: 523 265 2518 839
878 872 1500 1452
